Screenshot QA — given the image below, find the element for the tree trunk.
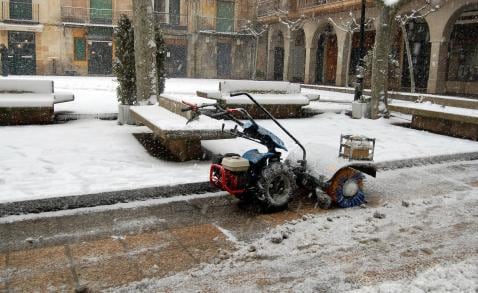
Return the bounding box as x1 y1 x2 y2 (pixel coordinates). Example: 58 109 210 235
401 22 416 93
133 0 157 105
370 4 394 119
345 32 352 87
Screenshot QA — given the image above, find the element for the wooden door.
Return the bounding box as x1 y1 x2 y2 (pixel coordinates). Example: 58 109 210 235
325 35 337 84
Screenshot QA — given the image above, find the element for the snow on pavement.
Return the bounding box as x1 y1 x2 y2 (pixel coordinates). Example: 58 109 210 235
0 119 210 203
109 163 478 292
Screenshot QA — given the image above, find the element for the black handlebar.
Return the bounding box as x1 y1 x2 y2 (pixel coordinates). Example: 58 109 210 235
230 92 307 170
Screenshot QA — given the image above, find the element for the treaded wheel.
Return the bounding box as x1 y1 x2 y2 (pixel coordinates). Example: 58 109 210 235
256 163 296 211
327 167 365 208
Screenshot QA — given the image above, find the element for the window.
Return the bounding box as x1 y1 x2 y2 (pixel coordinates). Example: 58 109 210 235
216 1 234 32
448 22 478 82
74 37 86 61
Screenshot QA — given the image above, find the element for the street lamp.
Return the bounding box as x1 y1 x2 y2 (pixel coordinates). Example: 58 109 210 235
353 0 366 101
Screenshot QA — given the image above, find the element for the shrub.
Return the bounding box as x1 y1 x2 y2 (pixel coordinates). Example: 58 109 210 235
113 15 136 105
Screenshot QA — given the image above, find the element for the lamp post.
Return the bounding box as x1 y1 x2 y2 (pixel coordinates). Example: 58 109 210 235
353 0 366 101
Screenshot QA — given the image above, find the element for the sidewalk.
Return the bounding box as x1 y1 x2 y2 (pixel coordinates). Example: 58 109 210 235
0 193 319 292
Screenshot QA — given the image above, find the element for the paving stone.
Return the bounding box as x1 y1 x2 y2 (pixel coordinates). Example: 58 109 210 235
186 242 234 264
133 247 197 279
169 224 227 247
123 230 178 253
468 180 478 187
0 253 6 271
69 238 124 265
75 255 142 290
8 268 75 293
8 245 68 271
257 210 301 226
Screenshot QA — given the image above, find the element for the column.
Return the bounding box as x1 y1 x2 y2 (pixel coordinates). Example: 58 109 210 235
427 40 448 94
335 29 349 87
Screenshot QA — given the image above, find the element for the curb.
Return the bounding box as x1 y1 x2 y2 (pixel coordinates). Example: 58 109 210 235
375 152 478 171
1 152 477 217
0 181 216 217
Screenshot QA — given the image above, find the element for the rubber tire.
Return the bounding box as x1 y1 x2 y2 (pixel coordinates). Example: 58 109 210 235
256 163 296 211
327 167 365 208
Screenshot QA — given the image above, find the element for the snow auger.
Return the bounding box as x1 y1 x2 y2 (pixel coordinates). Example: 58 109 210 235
181 92 376 211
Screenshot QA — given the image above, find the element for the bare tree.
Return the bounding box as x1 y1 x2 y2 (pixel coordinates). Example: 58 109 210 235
329 13 374 87
396 0 440 93
241 21 268 80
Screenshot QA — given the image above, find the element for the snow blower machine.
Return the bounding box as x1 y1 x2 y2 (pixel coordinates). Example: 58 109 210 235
181 92 376 211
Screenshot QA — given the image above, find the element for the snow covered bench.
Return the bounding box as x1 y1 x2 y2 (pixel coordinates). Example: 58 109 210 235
0 79 74 125
389 101 478 140
197 80 311 119
130 105 234 161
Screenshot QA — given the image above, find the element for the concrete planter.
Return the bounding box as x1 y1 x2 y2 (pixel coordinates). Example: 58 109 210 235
118 104 136 125
352 102 371 119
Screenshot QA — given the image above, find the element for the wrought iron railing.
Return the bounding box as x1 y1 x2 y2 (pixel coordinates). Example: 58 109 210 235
297 0 343 9
153 11 188 29
61 6 188 29
0 1 39 23
257 0 283 17
195 15 249 33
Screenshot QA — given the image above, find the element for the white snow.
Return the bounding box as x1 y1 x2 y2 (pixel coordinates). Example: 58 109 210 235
390 99 478 118
223 93 310 105
0 94 54 108
383 0 400 6
351 258 478 293
130 105 225 131
108 173 478 292
219 80 300 94
0 76 477 204
0 119 210 203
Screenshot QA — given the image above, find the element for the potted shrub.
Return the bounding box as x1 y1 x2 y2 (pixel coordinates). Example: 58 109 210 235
114 14 137 125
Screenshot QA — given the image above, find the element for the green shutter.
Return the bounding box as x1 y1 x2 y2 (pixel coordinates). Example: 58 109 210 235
74 38 86 61
90 0 112 24
216 1 234 32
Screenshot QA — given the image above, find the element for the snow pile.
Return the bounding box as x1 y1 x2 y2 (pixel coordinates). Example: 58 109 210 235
351 258 478 293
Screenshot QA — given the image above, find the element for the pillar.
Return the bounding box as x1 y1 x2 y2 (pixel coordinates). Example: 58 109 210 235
427 40 448 94
335 29 349 87
304 46 317 84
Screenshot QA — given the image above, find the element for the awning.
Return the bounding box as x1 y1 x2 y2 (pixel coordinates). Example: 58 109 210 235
0 23 44 32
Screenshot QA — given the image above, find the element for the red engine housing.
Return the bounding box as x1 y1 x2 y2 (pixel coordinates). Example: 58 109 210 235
210 164 248 197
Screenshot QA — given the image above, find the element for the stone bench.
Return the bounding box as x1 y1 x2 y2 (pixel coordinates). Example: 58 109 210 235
197 80 311 119
130 105 234 161
0 79 74 125
389 102 478 141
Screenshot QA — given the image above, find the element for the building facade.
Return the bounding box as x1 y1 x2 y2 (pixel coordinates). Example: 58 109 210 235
0 0 256 79
255 0 478 96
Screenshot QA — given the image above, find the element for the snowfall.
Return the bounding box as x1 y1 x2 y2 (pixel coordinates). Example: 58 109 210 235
1 76 477 291
0 76 477 203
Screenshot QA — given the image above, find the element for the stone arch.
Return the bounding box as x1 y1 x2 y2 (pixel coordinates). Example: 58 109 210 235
401 17 431 91
443 3 478 94
311 22 337 84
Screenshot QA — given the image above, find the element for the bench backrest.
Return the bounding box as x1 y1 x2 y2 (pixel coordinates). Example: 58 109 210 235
0 79 54 94
219 80 300 95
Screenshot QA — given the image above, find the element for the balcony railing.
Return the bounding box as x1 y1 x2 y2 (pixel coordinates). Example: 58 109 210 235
257 0 282 17
195 15 250 34
61 6 188 29
0 1 39 23
154 11 188 29
297 0 342 9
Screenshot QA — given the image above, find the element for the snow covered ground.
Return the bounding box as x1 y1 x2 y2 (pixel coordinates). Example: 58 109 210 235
109 160 478 292
0 76 477 204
